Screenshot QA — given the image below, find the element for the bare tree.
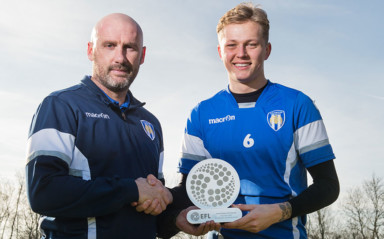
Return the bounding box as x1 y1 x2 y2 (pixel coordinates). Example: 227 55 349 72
0 178 13 239
16 173 40 239
307 209 326 239
8 174 24 239
307 206 343 239
363 175 384 239
17 204 40 239
342 174 384 239
0 174 40 239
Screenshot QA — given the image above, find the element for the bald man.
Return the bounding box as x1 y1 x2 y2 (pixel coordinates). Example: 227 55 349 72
26 13 172 239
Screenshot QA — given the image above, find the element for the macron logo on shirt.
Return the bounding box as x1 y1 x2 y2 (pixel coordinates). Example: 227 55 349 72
209 115 235 124
85 112 110 119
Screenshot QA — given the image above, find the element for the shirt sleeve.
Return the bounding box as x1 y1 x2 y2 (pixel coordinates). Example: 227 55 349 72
178 104 212 174
293 92 335 168
288 160 339 217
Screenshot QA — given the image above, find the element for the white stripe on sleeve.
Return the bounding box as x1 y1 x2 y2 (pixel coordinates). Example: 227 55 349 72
294 120 330 155
181 133 212 160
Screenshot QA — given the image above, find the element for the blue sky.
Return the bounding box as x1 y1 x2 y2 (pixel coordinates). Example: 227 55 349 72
0 0 383 193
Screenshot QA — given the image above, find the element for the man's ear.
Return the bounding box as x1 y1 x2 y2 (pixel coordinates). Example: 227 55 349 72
265 42 272 60
87 42 94 61
217 45 223 60
140 46 146 65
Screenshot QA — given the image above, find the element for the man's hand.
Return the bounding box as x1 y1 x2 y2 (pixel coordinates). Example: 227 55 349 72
221 202 292 233
133 174 173 215
176 206 221 236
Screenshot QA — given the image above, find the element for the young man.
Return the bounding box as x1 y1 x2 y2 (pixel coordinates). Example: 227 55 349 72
158 3 339 239
26 13 172 239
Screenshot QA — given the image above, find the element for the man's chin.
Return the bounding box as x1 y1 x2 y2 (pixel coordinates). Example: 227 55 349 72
105 78 131 92
106 85 130 93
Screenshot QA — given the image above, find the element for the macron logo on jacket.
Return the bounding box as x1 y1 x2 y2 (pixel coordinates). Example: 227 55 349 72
208 115 235 124
85 112 110 119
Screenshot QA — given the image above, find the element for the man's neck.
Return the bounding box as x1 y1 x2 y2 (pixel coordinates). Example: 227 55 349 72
229 78 268 94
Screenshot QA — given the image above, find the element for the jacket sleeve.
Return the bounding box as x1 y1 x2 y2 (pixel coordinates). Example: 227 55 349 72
26 95 139 218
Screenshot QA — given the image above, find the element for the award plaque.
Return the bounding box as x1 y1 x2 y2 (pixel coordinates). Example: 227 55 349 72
186 158 242 224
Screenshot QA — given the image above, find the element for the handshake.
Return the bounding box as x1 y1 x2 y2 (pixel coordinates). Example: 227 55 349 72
132 174 173 216
133 174 221 236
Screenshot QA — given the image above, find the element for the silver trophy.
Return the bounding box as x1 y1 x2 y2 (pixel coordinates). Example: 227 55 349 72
186 158 242 224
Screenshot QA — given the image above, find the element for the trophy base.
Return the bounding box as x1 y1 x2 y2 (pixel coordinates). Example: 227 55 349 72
187 207 242 224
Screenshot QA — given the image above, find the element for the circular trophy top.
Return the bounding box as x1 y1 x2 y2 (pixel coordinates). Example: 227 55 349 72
186 158 240 209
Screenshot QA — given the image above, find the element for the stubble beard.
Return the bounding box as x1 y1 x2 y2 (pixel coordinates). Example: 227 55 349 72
94 63 135 93
103 74 131 93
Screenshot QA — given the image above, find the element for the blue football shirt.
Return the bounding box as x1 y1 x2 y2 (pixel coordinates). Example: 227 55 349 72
179 81 335 239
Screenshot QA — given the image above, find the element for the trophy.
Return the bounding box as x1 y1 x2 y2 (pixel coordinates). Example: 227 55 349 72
186 158 242 224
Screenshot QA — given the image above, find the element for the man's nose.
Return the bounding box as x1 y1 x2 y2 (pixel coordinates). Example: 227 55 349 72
237 45 248 58
113 47 126 63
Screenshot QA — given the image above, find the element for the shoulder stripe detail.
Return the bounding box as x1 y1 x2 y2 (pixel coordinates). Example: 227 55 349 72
299 139 330 155
70 146 91 180
27 150 72 166
27 128 92 180
181 152 207 161
69 168 83 177
294 119 329 155
181 133 212 159
26 128 75 164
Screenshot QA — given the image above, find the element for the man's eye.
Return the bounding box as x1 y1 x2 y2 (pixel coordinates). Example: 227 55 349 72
125 45 136 51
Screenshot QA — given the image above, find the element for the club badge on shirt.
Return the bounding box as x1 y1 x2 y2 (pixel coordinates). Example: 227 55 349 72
140 120 156 140
267 110 285 131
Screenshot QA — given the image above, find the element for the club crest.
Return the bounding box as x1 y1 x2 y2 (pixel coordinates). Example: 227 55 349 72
140 120 156 140
267 110 285 131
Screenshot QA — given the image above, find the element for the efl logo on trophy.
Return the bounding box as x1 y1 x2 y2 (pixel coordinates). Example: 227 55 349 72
186 158 242 224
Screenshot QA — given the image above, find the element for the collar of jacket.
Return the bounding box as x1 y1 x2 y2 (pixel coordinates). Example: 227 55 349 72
80 75 145 111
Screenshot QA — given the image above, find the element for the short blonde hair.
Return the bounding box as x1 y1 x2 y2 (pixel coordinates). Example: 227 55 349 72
217 2 270 44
